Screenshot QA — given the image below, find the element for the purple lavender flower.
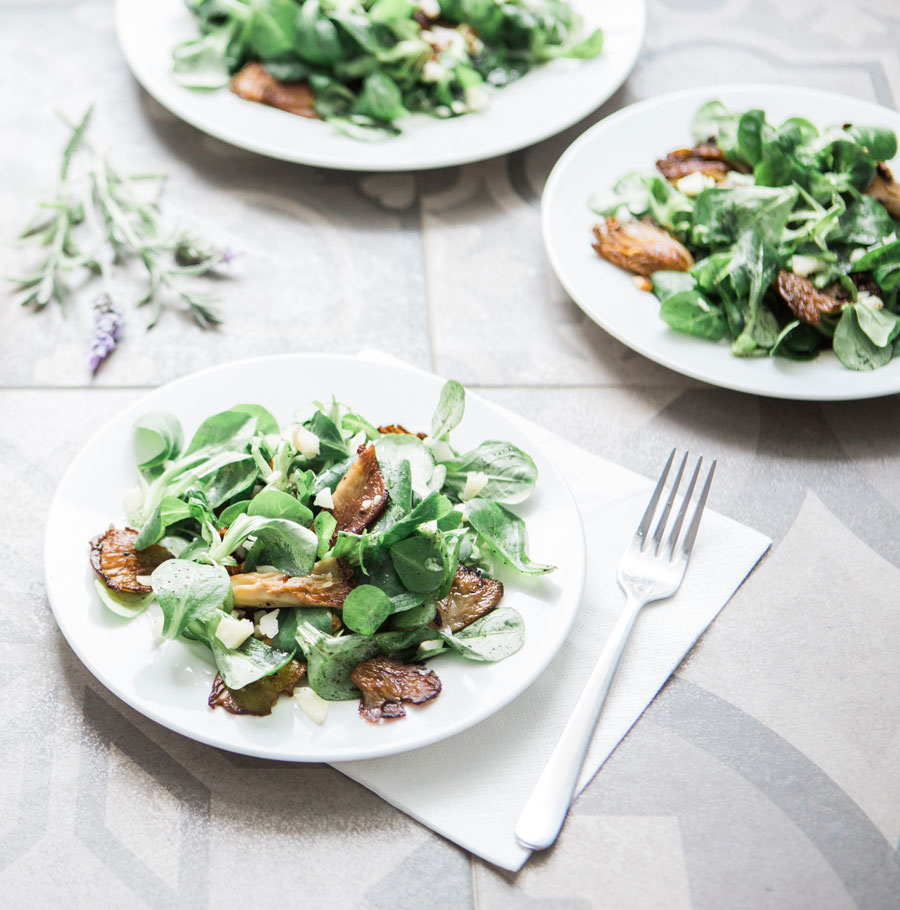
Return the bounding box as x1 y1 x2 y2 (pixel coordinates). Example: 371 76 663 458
174 235 238 269
89 293 123 374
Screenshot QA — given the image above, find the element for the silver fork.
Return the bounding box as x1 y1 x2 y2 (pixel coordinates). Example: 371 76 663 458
515 449 716 852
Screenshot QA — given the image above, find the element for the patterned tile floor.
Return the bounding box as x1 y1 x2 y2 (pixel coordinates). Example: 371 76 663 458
3 1 900 907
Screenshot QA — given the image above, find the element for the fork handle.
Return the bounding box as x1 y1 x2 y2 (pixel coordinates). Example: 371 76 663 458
514 592 645 852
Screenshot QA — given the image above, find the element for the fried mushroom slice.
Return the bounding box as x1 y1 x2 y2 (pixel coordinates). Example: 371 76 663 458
775 270 843 326
329 444 388 533
351 657 442 723
208 659 307 716
377 424 427 439
863 162 900 220
593 218 695 277
656 143 749 182
231 62 318 119
434 565 503 633
230 558 354 608
89 527 171 594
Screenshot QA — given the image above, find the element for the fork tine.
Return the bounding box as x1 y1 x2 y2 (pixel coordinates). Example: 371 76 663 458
680 459 717 557
635 448 675 545
652 451 688 554
666 456 702 557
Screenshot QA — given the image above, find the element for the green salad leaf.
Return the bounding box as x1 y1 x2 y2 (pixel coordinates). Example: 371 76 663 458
151 559 232 640
173 0 604 137
591 101 900 372
99 379 554 719
439 607 526 661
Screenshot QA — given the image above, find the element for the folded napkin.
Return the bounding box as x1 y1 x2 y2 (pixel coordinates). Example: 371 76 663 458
334 357 770 871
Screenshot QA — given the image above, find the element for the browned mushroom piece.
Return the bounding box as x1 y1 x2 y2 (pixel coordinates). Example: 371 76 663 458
775 270 843 326
377 424 427 439
231 62 318 119
329 444 388 534
434 565 503 633
863 162 900 220
350 657 442 723
208 659 308 716
656 143 750 182
89 527 172 594
592 218 695 277
230 558 354 609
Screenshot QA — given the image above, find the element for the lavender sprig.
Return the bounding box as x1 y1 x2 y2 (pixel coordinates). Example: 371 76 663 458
10 108 94 312
12 109 235 361
89 293 123 373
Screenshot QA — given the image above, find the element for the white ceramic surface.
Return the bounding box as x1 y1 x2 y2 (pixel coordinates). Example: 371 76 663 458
114 0 645 171
543 84 900 401
44 354 586 761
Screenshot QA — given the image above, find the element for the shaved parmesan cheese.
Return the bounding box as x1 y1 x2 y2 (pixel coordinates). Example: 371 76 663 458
257 609 280 639
215 614 254 649
425 437 455 463
461 470 489 501
293 686 329 724
422 60 445 83
791 254 825 277
675 172 715 196
292 425 321 459
857 290 884 309
314 487 335 509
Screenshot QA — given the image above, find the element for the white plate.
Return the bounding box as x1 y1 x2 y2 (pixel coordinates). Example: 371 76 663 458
543 84 900 401
114 0 645 171
45 354 585 761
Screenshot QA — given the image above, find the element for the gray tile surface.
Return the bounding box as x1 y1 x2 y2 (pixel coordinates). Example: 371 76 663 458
4 0 900 907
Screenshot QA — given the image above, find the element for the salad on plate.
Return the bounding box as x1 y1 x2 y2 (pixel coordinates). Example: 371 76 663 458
89 380 554 725
173 0 604 138
590 101 900 371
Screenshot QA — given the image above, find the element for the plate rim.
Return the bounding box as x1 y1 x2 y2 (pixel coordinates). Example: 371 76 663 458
542 82 900 402
44 352 587 761
113 0 646 172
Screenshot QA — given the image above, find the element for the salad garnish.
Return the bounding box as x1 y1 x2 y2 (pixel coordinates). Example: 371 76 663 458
173 0 604 139
89 381 554 724
590 102 900 371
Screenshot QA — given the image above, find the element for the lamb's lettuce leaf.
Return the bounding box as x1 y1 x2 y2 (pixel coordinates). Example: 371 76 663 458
205 612 295 689
439 607 525 662
151 559 231 640
465 499 554 575
212 513 318 576
134 412 184 472
443 442 538 504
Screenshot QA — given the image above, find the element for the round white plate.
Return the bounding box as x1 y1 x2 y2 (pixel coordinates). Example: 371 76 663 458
543 84 900 401
45 354 585 761
114 0 645 171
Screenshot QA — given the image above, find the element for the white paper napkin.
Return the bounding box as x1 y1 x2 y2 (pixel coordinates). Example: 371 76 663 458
333 359 771 871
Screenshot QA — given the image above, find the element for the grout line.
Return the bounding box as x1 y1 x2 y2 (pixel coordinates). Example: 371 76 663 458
0 382 696 393
417 170 438 375
0 386 150 392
